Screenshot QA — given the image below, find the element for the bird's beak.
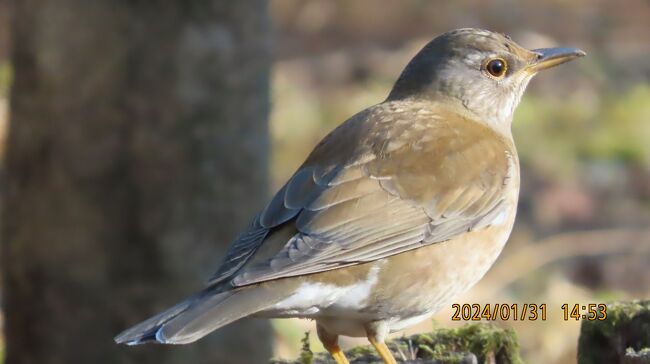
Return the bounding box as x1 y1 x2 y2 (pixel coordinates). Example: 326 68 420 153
527 47 586 72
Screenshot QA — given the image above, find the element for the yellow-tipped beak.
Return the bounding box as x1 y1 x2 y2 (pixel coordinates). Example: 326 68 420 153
527 47 586 72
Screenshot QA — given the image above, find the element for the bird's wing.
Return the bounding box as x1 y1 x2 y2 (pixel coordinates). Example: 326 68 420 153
209 103 517 287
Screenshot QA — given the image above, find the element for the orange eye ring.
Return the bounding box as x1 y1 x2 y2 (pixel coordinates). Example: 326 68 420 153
485 58 508 78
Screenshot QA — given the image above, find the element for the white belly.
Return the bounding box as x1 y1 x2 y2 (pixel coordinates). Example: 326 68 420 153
264 264 382 318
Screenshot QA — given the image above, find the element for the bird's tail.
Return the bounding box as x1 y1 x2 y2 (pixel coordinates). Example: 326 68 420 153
114 285 284 345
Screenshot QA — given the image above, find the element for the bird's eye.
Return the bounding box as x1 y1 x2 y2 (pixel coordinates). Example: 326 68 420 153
485 58 508 78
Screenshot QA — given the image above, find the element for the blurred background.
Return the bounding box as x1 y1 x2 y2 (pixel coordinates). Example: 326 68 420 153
0 1 649 364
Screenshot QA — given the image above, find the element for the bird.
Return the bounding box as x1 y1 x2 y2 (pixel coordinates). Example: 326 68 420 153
115 28 585 364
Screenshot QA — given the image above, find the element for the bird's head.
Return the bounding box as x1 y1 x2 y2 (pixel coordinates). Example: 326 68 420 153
388 28 585 131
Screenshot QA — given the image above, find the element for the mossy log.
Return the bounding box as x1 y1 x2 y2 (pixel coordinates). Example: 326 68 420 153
272 323 521 364
578 300 650 364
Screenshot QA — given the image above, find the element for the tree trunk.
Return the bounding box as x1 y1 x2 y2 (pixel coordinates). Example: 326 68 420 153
2 1 271 363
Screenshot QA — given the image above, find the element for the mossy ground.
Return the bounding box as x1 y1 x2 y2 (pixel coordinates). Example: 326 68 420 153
271 323 521 364
578 300 650 364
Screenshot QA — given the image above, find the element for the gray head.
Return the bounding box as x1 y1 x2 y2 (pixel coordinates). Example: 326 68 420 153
388 28 585 130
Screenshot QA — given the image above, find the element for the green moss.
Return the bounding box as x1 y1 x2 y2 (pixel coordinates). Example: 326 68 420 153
298 332 314 364
626 346 650 357
345 344 376 359
405 323 521 364
274 323 521 363
578 300 650 364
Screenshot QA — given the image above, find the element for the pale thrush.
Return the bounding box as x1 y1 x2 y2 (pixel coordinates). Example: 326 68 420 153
115 28 585 364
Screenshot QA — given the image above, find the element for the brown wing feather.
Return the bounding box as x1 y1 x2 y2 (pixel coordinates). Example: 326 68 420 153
211 101 517 287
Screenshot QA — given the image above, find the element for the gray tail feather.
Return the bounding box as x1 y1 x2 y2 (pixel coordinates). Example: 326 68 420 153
114 286 283 345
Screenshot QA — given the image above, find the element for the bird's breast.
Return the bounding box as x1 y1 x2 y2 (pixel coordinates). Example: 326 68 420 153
366 193 518 321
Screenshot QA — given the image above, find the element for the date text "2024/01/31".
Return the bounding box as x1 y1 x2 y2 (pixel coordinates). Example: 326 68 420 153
450 303 607 321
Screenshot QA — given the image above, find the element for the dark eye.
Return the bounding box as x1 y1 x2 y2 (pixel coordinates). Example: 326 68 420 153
486 58 507 78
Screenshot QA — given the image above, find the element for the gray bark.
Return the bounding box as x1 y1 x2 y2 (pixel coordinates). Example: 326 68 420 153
2 1 271 363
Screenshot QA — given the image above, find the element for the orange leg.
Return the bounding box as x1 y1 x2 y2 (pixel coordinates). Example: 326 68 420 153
366 322 397 364
368 336 397 364
317 324 349 364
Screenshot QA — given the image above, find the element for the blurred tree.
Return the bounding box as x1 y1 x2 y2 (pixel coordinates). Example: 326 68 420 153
2 1 271 364
0 1 10 62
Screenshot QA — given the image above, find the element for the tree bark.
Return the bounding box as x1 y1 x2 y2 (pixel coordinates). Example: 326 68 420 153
2 1 271 363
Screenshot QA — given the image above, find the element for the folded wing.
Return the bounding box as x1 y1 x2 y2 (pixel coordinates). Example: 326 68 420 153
209 103 516 287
